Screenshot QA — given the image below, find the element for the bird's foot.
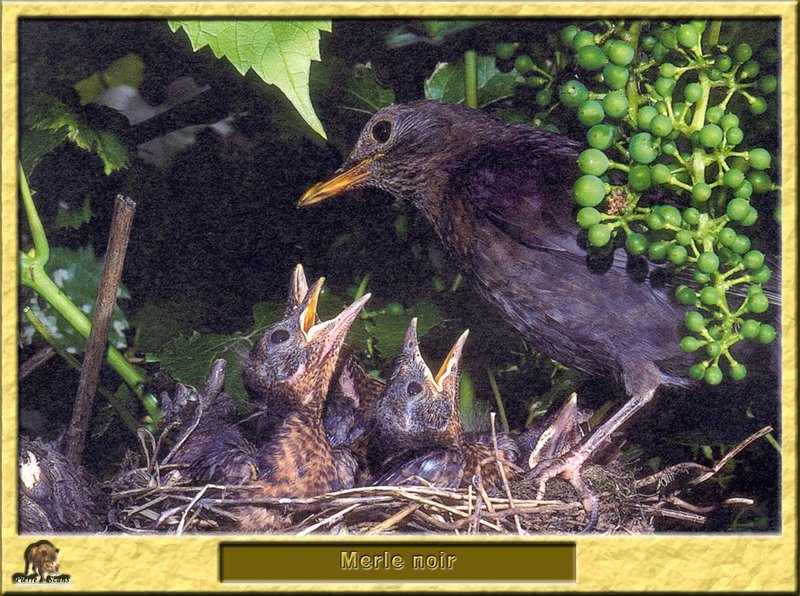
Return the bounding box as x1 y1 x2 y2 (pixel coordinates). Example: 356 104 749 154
525 450 599 534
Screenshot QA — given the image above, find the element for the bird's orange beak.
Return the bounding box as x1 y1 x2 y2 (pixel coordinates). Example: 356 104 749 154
297 156 378 207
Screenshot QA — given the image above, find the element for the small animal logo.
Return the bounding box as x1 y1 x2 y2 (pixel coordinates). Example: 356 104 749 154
11 540 70 584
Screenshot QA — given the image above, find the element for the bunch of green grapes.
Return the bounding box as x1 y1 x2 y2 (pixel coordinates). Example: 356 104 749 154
497 20 779 384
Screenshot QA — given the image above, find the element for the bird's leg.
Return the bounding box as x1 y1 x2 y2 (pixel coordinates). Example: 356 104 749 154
526 362 662 532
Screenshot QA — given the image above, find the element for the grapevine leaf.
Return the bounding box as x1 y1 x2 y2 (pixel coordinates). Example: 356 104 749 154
346 63 395 112
169 20 331 138
24 94 129 175
424 55 517 108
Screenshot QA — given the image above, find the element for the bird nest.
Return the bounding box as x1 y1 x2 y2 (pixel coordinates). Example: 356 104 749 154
107 420 771 536
107 423 648 535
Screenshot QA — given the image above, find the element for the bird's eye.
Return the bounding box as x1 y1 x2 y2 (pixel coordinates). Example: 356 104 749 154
270 329 290 344
407 381 423 396
371 120 392 144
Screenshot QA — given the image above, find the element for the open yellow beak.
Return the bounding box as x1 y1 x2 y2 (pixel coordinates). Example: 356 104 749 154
297 156 377 207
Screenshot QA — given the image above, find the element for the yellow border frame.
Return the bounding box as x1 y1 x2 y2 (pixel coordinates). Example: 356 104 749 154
1 2 796 592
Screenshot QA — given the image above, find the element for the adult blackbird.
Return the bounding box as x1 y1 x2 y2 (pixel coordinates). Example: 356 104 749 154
297 100 707 523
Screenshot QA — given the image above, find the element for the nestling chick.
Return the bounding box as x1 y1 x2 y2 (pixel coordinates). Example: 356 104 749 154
235 280 370 532
373 319 519 490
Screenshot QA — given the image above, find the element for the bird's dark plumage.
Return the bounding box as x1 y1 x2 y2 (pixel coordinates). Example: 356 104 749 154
298 100 778 526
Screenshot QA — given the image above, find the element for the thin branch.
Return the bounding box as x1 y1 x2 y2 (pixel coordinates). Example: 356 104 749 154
66 195 136 465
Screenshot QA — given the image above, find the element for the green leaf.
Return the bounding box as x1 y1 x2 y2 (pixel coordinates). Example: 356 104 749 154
21 246 131 353
54 196 93 230
367 300 442 358
169 20 331 138
386 20 482 48
346 63 395 112
424 55 517 108
156 331 253 404
19 128 68 176
24 94 129 175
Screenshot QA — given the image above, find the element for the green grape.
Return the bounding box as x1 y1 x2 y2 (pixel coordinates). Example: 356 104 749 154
699 124 724 147
730 362 747 381
629 164 652 191
758 323 777 344
587 124 615 150
734 180 754 198
680 336 701 352
660 28 678 50
728 156 750 173
641 35 657 52
578 148 610 175
683 207 701 225
559 80 590 108
629 132 658 164
715 54 733 72
748 293 769 313
652 42 670 62
706 341 722 358
692 182 712 202
677 24 700 48
577 45 607 71
685 311 706 332
749 96 768 115
742 249 765 270
561 26 580 47
659 63 677 78
726 197 750 221
719 227 737 247
758 75 778 94
577 100 605 126
740 60 760 79
669 244 688 265
750 264 772 284
675 284 696 304
527 76 548 87
683 83 702 103
661 141 678 156
602 63 630 90
697 251 720 273
495 42 517 60
651 163 671 184
607 40 635 66
747 284 763 298
625 232 648 256
515 54 535 74
726 127 744 145
655 77 676 98
689 363 706 381
603 91 629 119
730 234 751 255
719 113 740 130
749 148 772 170
693 270 710 284
700 286 721 305
704 366 723 385
741 207 758 227
577 207 602 228
749 170 772 193
708 325 724 340
676 229 693 245
646 210 666 230
572 30 596 50
689 20 707 33
733 43 753 63
723 168 745 189
659 205 682 227
574 175 607 206
706 106 724 123
637 106 658 130
650 114 673 137
536 89 552 106
588 223 612 247
649 240 668 262
741 319 761 339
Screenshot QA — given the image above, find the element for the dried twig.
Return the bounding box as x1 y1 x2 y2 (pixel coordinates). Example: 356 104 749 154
67 195 136 465
490 412 524 535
